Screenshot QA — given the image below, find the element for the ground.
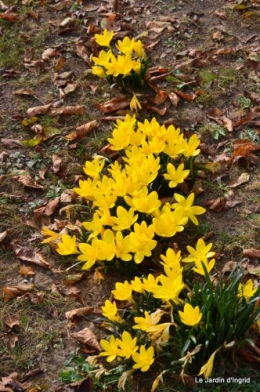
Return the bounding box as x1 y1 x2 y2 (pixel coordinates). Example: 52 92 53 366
0 0 260 391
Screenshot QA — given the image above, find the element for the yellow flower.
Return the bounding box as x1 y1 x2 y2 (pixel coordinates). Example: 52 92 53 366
92 49 113 66
198 349 218 379
107 114 136 151
183 238 215 264
96 229 116 261
131 276 144 294
160 248 182 269
178 303 202 327
132 345 154 372
153 207 188 237
116 36 135 54
100 335 119 362
83 158 105 178
152 274 184 303
133 311 153 331
142 274 159 293
133 39 146 58
101 300 122 323
117 331 138 359
56 234 78 256
172 193 206 225
106 53 134 77
129 221 157 264
111 206 138 231
78 239 102 270
115 231 133 261
73 178 97 200
237 279 258 299
112 280 133 301
183 134 200 157
92 65 106 78
163 126 185 158
41 227 61 244
130 93 142 112
193 258 215 276
163 163 190 188
131 190 161 214
95 29 114 47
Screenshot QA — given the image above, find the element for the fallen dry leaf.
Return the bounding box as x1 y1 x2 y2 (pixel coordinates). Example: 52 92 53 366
13 89 37 96
4 316 20 329
52 154 62 173
33 197 60 220
49 106 84 116
0 229 10 243
221 116 233 132
229 140 260 164
243 249 260 258
66 120 98 141
174 90 197 101
63 273 85 285
19 265 35 276
97 97 131 113
70 327 101 352
168 92 180 107
60 189 77 203
75 43 91 66
27 104 51 117
42 48 58 61
247 265 260 276
17 175 45 190
12 243 50 268
153 90 168 105
229 172 250 188
65 307 96 319
1 138 24 149
206 197 226 212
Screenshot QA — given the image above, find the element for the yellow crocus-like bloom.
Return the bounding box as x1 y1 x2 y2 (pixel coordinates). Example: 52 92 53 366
116 36 135 55
198 350 218 379
133 39 146 58
41 227 61 244
107 114 136 151
163 163 190 188
112 281 133 301
100 335 119 362
183 238 215 264
117 331 138 359
101 300 122 323
183 134 201 157
91 65 106 78
94 29 114 47
78 239 101 270
130 93 142 112
56 234 78 256
178 303 202 327
133 311 153 331
132 345 155 372
152 274 184 303
106 54 134 77
92 49 113 67
131 276 144 293
153 207 188 237
131 190 161 214
115 231 133 261
96 229 116 261
141 138 165 155
129 221 157 264
193 258 215 276
92 190 117 209
237 279 258 299
160 248 182 269
73 178 97 200
83 158 105 178
142 274 159 293
111 206 138 231
172 193 206 225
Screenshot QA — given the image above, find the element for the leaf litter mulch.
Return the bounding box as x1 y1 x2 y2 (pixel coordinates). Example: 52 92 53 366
0 0 260 391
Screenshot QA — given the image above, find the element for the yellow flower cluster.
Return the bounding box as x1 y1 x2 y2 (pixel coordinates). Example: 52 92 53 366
55 114 203 270
92 30 147 91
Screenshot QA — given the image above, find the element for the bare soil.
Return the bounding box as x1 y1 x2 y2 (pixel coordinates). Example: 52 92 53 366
0 0 260 391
